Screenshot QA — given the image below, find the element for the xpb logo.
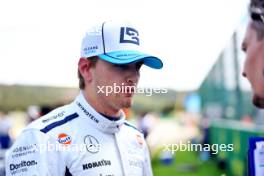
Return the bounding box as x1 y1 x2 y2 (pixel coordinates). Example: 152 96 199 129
120 27 139 45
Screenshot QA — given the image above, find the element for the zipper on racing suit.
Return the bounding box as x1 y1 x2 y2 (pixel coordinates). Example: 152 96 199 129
114 132 126 175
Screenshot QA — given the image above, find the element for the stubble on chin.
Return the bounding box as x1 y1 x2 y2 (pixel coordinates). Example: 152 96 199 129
122 98 133 108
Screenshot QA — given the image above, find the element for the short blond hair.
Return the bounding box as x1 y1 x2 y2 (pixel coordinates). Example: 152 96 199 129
78 56 98 89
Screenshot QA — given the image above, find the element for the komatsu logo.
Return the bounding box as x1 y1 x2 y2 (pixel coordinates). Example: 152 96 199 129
82 159 111 170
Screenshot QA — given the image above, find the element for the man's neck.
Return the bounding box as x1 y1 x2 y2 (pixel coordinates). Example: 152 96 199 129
82 89 121 117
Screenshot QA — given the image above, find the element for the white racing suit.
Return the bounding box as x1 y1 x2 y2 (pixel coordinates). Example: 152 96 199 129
5 91 153 176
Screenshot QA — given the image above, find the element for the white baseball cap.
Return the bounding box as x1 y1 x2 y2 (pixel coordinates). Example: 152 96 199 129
80 21 163 69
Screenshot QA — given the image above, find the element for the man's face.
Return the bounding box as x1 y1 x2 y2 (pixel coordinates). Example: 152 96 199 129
242 22 264 108
91 59 142 111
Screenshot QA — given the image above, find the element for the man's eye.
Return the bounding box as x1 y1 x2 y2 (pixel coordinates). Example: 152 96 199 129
135 65 141 72
115 65 129 70
136 62 143 71
114 62 142 71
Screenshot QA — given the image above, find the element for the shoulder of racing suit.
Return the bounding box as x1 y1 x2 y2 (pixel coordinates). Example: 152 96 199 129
122 120 146 145
26 104 78 135
124 121 143 134
5 104 76 176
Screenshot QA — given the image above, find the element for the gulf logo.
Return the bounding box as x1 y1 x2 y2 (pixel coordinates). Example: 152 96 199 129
58 133 72 145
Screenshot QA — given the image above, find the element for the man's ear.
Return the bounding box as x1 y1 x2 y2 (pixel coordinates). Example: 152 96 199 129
78 58 94 83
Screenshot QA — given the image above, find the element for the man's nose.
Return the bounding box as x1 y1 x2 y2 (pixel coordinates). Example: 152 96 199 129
126 70 140 84
242 71 247 78
242 60 248 78
242 63 247 78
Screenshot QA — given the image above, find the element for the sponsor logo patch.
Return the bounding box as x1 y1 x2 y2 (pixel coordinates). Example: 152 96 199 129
9 160 37 175
76 101 99 123
136 134 143 147
11 144 38 158
84 135 100 153
129 159 143 169
42 111 65 123
120 27 140 45
10 160 37 171
58 133 72 145
82 159 111 170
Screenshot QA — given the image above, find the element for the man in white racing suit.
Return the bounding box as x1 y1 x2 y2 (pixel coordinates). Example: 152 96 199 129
5 21 163 176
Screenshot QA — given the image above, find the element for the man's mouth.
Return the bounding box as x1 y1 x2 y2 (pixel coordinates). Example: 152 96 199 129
124 86 135 97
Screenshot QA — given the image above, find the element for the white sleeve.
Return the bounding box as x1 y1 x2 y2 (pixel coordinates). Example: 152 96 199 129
5 129 65 176
143 144 153 176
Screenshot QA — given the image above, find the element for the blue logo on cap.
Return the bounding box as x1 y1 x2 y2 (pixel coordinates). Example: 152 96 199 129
120 27 139 45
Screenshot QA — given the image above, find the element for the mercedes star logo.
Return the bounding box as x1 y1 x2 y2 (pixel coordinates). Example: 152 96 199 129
84 135 100 153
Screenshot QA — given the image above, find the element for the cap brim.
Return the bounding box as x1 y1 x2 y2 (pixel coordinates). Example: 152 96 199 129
98 50 163 69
